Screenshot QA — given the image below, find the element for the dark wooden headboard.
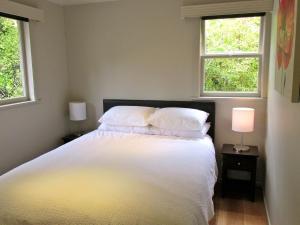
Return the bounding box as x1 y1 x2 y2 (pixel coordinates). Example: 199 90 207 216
103 99 216 141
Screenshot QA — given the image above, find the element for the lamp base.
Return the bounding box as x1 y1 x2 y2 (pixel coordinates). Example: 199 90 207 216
234 145 250 152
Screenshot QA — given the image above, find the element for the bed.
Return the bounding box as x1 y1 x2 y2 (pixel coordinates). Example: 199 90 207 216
0 99 217 225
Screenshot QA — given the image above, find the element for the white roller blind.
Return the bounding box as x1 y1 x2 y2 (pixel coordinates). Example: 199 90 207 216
0 0 44 22
181 0 274 18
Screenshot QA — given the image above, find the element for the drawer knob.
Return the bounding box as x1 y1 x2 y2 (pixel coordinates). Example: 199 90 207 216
237 162 241 166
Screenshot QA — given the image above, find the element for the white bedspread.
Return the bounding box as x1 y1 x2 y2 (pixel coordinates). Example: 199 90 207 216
0 131 217 225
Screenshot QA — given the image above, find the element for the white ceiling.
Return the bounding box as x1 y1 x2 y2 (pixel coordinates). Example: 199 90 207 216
47 0 117 6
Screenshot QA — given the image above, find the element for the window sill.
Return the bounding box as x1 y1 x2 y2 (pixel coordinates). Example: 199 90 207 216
0 99 40 111
192 96 267 101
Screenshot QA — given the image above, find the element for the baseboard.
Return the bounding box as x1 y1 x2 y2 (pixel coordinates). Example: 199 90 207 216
263 195 272 225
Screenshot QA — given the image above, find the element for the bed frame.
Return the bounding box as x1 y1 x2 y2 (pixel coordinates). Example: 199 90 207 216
103 99 215 141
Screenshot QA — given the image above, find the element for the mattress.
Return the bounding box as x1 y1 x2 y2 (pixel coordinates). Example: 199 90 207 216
0 130 217 225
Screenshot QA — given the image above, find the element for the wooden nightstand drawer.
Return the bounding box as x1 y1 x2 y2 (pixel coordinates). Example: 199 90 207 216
224 155 256 171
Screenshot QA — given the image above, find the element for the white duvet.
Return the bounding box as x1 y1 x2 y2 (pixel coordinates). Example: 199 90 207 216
0 130 217 225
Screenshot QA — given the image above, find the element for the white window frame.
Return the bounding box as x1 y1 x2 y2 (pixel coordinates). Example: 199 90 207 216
0 16 35 106
199 15 266 97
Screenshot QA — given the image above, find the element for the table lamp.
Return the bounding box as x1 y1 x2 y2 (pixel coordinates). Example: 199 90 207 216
232 107 255 152
69 102 87 135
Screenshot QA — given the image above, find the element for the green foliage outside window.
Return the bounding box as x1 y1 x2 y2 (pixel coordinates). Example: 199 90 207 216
204 17 261 93
205 57 259 92
0 16 24 100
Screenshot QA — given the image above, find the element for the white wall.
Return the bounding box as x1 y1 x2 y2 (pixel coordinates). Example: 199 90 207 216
64 0 267 183
265 1 300 224
0 0 69 174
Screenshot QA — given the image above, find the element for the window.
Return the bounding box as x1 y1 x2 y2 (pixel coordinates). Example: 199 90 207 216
200 14 265 97
0 14 34 106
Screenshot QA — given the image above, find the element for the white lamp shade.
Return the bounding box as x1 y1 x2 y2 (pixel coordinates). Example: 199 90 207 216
232 108 255 133
69 102 87 121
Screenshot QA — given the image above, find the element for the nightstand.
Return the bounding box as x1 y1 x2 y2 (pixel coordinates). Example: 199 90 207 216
62 133 82 144
221 144 259 201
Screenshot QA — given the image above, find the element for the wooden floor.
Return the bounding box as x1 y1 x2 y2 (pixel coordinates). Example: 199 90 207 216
210 187 268 225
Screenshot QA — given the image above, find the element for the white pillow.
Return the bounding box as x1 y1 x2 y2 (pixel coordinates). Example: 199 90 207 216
150 123 211 138
148 107 209 131
99 106 156 127
98 123 151 134
98 123 211 139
